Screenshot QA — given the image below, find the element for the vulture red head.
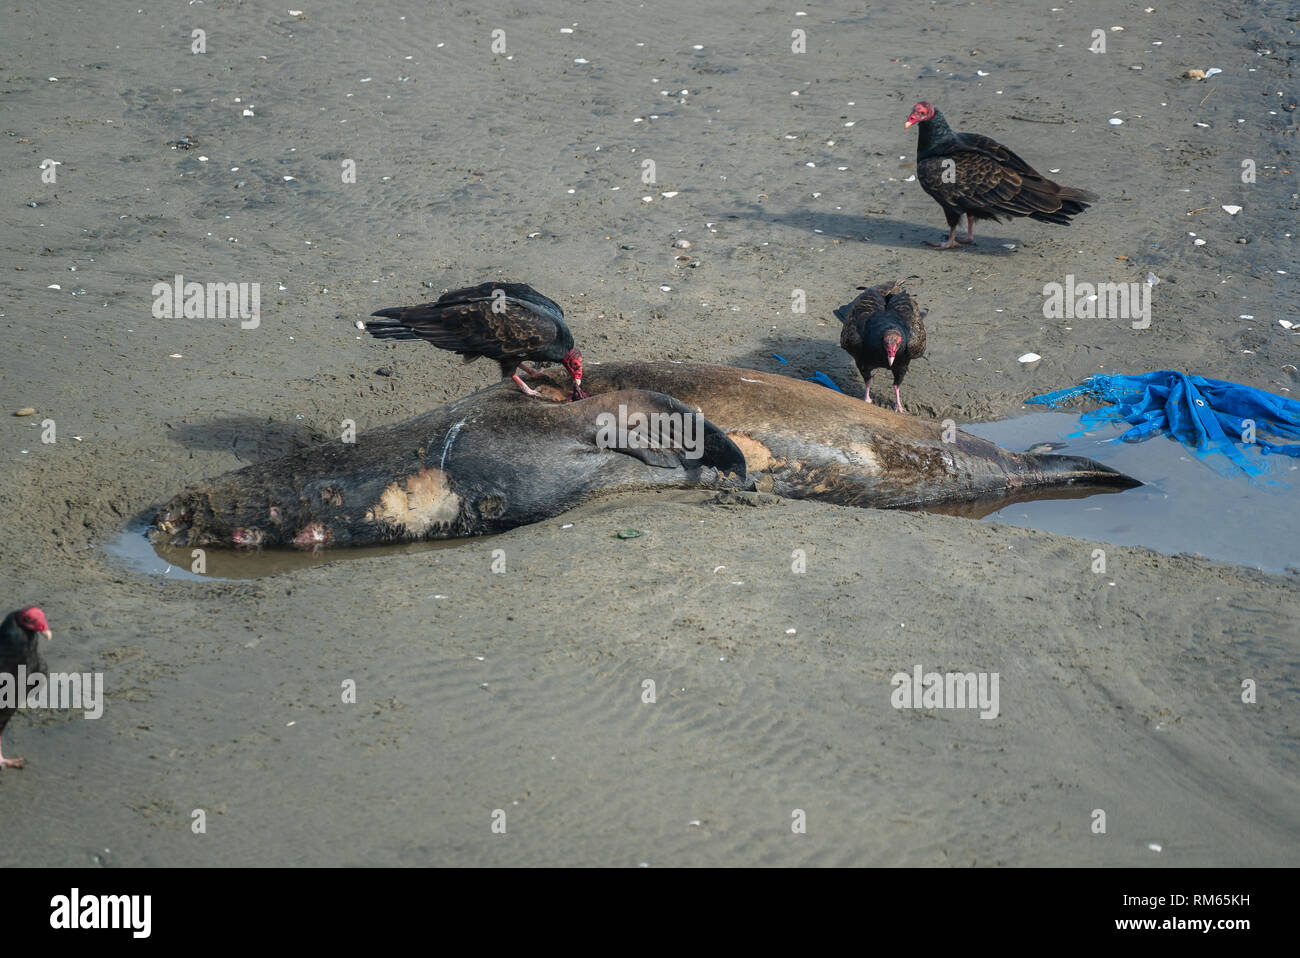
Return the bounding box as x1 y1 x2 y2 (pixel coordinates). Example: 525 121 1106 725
562 348 589 400
904 102 935 129
882 330 903 366
16 606 52 640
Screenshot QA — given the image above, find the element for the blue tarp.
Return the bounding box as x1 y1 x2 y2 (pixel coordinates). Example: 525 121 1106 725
1027 371 1300 480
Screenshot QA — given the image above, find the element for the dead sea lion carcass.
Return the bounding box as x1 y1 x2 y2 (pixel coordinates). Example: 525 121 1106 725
153 388 745 548
152 361 1138 549
566 361 1139 511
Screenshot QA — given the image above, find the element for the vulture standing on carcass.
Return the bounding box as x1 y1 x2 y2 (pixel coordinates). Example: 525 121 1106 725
364 282 588 400
905 102 1098 249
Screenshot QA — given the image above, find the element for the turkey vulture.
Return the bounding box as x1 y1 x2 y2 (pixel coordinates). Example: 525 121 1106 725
905 102 1098 249
365 282 588 399
1 606 51 769
835 280 927 413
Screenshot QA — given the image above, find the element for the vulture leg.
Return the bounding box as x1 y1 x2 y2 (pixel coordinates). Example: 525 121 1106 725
862 375 873 404
925 224 963 249
894 384 905 414
517 364 542 377
510 373 544 397
0 737 25 769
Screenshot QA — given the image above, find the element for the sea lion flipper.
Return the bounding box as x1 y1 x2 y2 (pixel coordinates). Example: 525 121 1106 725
572 390 747 478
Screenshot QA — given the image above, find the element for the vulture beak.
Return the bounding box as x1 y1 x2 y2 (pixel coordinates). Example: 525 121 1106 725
904 118 916 129
886 355 895 367
40 630 52 641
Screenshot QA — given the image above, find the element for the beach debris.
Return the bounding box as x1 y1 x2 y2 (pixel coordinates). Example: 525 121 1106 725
1019 353 1042 364
672 239 691 249
13 408 35 417
1108 118 1123 125
1221 204 1242 215
1280 320 1295 330
616 529 642 539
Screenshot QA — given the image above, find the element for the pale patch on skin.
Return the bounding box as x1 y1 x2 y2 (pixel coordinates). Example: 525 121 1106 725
845 442 881 473
232 527 265 548
365 467 461 535
293 522 330 549
727 433 774 471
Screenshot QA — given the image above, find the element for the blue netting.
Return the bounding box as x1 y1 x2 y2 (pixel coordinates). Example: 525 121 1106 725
1027 371 1300 480
806 370 844 392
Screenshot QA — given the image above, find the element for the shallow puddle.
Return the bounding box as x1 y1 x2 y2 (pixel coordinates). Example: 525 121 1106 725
106 521 481 581
962 412 1300 573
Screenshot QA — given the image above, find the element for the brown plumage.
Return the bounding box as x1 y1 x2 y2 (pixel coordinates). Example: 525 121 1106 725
905 102 1098 249
835 280 926 413
364 282 587 399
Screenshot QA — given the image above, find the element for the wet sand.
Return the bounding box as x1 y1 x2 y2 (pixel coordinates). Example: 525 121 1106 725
1 0 1297 865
